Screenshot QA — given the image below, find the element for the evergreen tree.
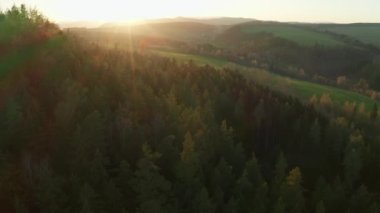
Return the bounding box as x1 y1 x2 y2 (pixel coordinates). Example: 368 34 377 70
284 167 305 213
132 145 173 213
104 180 123 212
193 187 215 213
211 158 234 202
14 197 28 213
315 201 325 213
312 177 331 211
34 160 65 213
370 103 378 120
181 132 195 161
344 131 364 186
273 197 285 213
350 185 372 213
271 152 288 201
310 119 321 146
80 183 97 213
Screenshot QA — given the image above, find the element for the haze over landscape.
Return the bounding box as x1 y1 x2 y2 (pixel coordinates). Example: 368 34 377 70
2 1 380 213
2 0 380 23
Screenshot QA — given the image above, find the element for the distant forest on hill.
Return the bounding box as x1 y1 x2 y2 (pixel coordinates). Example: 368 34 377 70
1 5 380 213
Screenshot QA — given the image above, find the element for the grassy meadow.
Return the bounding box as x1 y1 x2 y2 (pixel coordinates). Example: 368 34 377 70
320 24 380 47
240 24 345 46
153 49 379 109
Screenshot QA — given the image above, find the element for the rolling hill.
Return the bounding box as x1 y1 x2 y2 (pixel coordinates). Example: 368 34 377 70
315 23 380 48
4 6 380 212
152 49 380 110
72 19 380 93
214 21 380 90
234 22 345 46
97 21 221 43
100 17 255 28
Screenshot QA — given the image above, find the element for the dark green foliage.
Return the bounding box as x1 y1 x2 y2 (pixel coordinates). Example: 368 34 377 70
213 22 380 92
371 103 378 120
1 5 380 213
315 201 325 213
132 157 173 213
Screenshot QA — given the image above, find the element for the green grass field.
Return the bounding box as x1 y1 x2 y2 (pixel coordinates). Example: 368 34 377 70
152 49 379 110
320 25 380 47
286 77 377 109
241 24 345 46
152 50 230 68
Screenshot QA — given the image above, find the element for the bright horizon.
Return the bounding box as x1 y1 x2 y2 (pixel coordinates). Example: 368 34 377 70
2 0 380 24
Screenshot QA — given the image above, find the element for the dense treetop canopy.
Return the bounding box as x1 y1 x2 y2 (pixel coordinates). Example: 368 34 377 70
0 5 380 213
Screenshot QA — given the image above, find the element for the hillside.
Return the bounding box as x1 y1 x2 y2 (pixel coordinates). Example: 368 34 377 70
213 21 380 91
221 21 345 47
72 20 380 96
153 49 380 109
2 6 380 213
100 17 255 28
93 20 380 93
315 23 380 48
98 21 221 43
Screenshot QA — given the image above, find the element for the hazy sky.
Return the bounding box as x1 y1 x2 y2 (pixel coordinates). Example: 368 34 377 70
1 0 380 23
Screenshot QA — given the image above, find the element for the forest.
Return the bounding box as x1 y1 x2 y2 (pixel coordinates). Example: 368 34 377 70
1 5 380 213
80 20 380 100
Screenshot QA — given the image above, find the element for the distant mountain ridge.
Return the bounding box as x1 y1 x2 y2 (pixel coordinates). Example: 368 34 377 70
58 21 104 29
101 17 255 28
63 17 255 29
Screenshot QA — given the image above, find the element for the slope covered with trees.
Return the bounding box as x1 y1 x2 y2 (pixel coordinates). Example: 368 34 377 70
1 6 380 213
88 20 380 95
213 22 380 92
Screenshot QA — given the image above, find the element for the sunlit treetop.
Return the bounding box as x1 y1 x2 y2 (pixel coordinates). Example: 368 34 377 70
0 5 59 47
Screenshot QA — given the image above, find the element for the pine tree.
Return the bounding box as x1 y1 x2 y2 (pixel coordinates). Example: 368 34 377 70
271 152 288 201
88 150 108 187
370 103 378 120
104 180 123 212
350 185 372 213
34 160 65 213
315 201 325 213
284 167 305 213
312 177 331 210
329 177 346 212
223 197 238 213
344 131 364 186
14 197 28 213
273 197 285 213
132 145 172 213
369 203 379 213
235 168 253 211
181 132 195 161
116 160 133 211
80 183 97 213
234 153 267 212
274 153 288 187
310 119 321 146
212 158 234 200
193 187 215 213
245 153 264 190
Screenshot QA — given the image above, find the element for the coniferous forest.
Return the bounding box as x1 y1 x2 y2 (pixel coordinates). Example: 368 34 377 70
1 5 380 213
